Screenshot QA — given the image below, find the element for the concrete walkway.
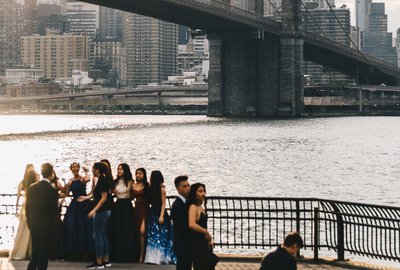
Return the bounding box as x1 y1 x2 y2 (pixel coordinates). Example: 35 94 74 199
1 258 395 270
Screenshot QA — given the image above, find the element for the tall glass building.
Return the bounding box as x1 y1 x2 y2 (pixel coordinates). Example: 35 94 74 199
362 3 397 65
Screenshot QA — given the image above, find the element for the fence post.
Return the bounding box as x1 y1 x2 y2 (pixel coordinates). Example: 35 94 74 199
313 207 319 262
296 201 301 258
331 203 345 261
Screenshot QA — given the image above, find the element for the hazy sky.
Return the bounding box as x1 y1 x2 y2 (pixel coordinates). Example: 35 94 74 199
335 0 399 34
37 0 400 36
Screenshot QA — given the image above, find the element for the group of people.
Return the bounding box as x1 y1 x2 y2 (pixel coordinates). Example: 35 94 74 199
10 161 218 270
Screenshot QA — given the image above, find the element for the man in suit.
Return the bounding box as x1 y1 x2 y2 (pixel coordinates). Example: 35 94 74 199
259 232 303 270
171 175 191 270
26 163 58 270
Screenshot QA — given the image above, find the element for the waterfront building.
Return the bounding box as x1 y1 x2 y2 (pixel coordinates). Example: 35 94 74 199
4 82 61 97
5 68 44 84
0 0 20 73
21 34 89 79
124 14 178 87
362 3 398 65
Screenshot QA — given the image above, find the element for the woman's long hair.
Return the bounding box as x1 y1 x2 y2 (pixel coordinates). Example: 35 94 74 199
93 162 112 187
100 159 113 180
21 164 35 191
24 170 38 192
114 163 133 188
148 170 164 208
187 182 206 206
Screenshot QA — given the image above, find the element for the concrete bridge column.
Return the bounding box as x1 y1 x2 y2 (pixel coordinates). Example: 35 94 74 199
278 0 304 116
257 36 281 116
223 37 258 116
208 35 224 116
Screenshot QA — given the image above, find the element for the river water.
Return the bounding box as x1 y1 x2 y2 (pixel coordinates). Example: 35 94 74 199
0 114 399 206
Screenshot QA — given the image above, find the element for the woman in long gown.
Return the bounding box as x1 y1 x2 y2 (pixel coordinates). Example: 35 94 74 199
60 162 91 260
132 168 149 263
10 169 38 260
144 171 176 264
110 163 137 262
188 183 217 270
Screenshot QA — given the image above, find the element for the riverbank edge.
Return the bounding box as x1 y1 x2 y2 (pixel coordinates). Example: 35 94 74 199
0 250 397 270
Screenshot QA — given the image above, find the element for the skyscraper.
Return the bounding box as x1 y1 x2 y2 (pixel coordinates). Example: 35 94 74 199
124 14 178 87
0 0 20 73
22 0 38 37
362 3 397 65
303 4 352 84
66 1 98 39
98 7 124 41
356 0 371 33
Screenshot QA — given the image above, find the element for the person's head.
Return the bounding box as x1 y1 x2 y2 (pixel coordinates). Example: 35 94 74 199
174 175 190 198
283 232 304 256
24 170 38 191
188 182 206 206
70 162 80 176
116 163 133 186
41 163 54 180
135 168 147 183
92 162 111 179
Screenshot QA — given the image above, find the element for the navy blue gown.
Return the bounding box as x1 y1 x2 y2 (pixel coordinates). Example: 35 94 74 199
60 179 91 260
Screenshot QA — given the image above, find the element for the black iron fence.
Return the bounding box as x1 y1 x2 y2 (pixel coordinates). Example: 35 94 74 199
1 194 399 262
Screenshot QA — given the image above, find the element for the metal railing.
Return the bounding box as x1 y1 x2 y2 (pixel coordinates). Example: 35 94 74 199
1 194 399 262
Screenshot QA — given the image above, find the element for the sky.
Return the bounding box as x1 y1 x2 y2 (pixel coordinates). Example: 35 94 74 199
36 0 400 36
336 0 400 34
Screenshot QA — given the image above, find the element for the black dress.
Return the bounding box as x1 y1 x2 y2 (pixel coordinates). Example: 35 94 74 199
191 211 214 270
110 180 137 262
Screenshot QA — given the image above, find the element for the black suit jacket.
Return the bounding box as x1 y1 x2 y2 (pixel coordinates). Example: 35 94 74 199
260 247 297 270
171 197 191 256
26 180 58 237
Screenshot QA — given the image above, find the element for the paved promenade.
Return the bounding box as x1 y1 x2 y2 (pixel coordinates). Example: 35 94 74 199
1 258 397 270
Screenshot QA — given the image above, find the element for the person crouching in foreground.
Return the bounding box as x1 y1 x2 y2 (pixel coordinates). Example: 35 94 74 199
260 232 303 270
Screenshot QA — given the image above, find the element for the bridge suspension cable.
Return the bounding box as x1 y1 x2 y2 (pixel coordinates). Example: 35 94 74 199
322 0 363 53
266 0 281 18
299 0 329 38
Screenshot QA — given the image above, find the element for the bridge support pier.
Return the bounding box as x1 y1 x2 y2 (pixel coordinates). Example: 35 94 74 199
279 37 304 116
207 0 304 117
208 36 223 116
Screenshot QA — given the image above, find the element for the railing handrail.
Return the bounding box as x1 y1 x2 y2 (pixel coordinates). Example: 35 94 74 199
1 194 399 263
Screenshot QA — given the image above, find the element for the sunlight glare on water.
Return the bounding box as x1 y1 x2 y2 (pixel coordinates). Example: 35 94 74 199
0 115 399 207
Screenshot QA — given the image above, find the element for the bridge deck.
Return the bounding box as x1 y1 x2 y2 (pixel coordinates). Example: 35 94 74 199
1 259 390 270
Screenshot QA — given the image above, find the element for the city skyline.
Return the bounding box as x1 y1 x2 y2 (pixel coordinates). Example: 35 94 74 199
337 0 400 34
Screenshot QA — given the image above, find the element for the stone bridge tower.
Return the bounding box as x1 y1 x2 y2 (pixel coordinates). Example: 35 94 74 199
207 0 304 117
